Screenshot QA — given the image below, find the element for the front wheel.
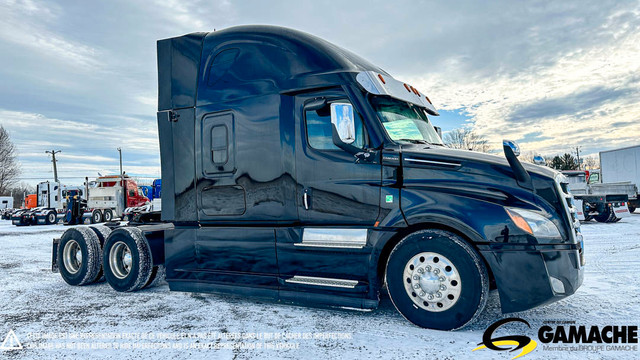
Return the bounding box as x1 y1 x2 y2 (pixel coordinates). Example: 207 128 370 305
46 211 57 225
386 229 489 330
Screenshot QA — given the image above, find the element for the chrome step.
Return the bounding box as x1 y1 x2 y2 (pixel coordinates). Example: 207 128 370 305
285 275 358 288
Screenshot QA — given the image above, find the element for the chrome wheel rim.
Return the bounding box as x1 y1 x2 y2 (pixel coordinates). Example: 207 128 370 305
48 213 55 223
109 241 132 279
63 240 82 274
105 211 111 221
403 252 462 312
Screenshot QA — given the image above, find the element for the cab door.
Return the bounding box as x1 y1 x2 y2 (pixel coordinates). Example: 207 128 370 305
294 88 381 224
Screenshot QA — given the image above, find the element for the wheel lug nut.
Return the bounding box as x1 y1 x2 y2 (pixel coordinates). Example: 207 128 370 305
417 268 424 274
439 276 445 282
413 284 420 289
425 266 431 271
433 269 440 274
436 292 442 298
440 285 446 290
413 275 419 280
428 294 434 300
419 291 425 297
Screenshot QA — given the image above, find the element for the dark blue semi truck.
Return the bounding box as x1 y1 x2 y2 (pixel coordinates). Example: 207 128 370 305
53 25 584 330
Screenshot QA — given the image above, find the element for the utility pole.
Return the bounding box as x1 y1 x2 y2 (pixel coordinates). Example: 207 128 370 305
45 150 61 183
575 146 582 170
117 148 123 177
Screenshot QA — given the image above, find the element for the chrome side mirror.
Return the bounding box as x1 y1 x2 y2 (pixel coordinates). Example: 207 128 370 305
330 103 355 144
533 155 546 165
502 139 520 157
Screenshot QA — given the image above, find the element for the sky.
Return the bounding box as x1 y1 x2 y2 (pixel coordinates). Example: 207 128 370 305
0 0 639 186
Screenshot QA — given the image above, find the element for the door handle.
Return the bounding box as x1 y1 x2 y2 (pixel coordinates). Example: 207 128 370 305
303 191 309 210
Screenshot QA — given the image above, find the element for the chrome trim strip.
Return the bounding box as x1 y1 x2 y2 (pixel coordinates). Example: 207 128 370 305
285 275 358 288
405 158 461 167
297 228 367 248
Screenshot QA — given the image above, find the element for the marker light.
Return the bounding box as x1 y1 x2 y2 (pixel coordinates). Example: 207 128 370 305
404 83 411 92
377 74 386 84
505 208 562 238
505 208 533 235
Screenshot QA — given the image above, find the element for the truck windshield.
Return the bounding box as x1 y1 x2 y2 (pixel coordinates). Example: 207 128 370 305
370 95 443 145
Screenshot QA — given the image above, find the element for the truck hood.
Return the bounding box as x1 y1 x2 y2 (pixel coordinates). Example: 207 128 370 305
399 144 559 180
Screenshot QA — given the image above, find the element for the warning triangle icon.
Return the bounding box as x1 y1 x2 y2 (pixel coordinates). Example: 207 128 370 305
0 329 23 350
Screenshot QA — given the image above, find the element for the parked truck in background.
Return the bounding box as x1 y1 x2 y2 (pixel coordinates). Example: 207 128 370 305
52 26 584 330
600 145 640 213
83 175 148 223
11 182 84 226
124 179 161 222
562 170 632 222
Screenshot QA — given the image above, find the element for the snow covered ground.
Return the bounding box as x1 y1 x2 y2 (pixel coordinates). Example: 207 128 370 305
0 215 638 359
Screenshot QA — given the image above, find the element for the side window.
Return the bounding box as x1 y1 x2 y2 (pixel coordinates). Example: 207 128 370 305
305 100 365 150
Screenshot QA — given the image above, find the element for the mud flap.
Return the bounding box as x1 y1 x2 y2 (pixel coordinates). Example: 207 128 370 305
52 238 60 272
574 199 585 221
612 203 631 220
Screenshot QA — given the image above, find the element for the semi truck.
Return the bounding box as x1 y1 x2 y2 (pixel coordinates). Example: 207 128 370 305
11 182 84 226
83 175 148 223
600 145 640 213
52 26 584 330
124 179 162 222
562 170 633 222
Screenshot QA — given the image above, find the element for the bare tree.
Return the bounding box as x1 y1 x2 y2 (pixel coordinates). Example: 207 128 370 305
10 182 35 208
582 155 599 170
443 128 491 153
0 126 20 195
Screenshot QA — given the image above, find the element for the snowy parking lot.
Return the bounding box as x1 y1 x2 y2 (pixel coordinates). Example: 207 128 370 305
0 216 638 359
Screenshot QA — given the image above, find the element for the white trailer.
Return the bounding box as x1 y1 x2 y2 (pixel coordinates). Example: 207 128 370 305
0 196 13 209
600 145 640 212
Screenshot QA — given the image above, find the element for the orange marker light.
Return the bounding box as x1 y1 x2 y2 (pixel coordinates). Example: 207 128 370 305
425 95 432 104
506 209 533 235
377 74 386 84
403 83 411 92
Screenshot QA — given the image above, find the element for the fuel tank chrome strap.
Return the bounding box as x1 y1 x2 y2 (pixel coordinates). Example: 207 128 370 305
295 228 368 249
285 275 358 288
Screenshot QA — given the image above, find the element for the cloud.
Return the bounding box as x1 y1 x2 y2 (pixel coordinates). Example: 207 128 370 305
1 0 639 186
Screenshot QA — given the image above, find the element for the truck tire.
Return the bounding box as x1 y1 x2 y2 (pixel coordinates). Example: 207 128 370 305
629 205 636 213
103 209 113 222
594 207 615 223
103 227 153 292
88 225 112 283
57 227 102 286
386 229 489 330
143 265 165 289
91 209 103 224
45 211 57 225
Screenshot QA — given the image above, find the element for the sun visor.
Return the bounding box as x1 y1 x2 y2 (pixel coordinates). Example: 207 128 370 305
356 71 439 115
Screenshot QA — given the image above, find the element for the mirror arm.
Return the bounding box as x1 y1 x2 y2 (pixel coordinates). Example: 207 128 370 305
331 123 360 155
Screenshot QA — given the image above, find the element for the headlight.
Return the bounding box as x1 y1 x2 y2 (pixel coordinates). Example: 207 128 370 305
505 208 562 238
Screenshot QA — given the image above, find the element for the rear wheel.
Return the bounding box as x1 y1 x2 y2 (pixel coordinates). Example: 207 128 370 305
88 225 112 283
629 205 636 213
103 209 113 222
57 227 102 286
386 229 489 330
91 209 103 224
594 207 615 223
103 227 153 292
